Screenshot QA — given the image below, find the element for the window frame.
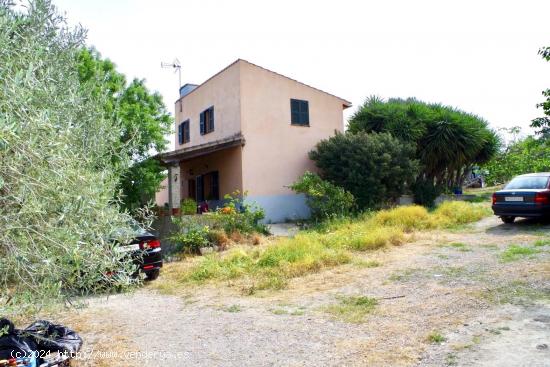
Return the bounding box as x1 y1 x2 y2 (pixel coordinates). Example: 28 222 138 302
200 106 215 135
178 119 190 144
290 99 310 126
196 171 220 202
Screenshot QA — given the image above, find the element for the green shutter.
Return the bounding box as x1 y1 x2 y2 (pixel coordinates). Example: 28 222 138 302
200 112 205 135
210 107 214 132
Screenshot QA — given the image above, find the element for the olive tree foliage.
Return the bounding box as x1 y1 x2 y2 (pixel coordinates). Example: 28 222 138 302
309 132 419 209
0 0 138 314
348 97 500 189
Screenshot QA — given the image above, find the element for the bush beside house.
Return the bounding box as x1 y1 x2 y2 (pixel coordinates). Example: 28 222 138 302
309 132 419 209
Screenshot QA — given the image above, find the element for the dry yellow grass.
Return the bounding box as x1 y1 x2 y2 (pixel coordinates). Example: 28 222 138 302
156 202 489 292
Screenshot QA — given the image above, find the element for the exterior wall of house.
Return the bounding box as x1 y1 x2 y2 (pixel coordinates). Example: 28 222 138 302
155 177 169 206
174 61 242 150
158 59 348 222
178 146 243 207
238 61 346 222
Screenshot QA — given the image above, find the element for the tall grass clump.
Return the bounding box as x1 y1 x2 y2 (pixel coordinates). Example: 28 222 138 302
167 201 488 290
372 205 434 231
0 1 142 317
433 201 490 225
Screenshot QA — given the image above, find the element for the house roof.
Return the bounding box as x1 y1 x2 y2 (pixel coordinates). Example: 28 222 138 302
175 59 352 109
157 133 245 165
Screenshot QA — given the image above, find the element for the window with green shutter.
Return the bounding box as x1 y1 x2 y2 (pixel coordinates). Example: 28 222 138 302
290 99 309 126
179 119 190 144
200 106 215 135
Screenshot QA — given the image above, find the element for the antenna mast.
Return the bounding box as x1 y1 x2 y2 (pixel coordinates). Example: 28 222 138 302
161 58 182 88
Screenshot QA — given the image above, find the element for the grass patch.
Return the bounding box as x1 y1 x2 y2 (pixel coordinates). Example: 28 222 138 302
442 242 472 252
324 295 378 323
500 245 539 262
533 238 550 247
158 202 489 291
482 280 550 305
353 259 381 268
372 202 489 231
223 304 242 313
427 331 446 344
481 243 499 251
389 268 422 282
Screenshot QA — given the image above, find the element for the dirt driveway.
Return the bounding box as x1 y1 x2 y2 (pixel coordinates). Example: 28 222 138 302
68 216 549 367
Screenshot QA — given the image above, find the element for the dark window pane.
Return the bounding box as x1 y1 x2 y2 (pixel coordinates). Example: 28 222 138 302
188 179 196 201
199 112 205 135
290 99 309 125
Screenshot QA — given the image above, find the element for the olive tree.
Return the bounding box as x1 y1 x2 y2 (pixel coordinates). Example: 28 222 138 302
0 0 139 315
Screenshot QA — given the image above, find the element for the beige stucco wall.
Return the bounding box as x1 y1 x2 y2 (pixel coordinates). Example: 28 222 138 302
174 62 242 150
155 177 169 206
179 146 243 200
238 60 346 196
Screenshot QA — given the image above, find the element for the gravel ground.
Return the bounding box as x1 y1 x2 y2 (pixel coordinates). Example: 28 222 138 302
67 216 550 367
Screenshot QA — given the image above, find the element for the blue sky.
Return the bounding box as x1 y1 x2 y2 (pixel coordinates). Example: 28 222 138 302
55 0 550 146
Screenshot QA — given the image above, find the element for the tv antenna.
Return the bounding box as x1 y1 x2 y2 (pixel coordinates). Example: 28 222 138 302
161 58 182 88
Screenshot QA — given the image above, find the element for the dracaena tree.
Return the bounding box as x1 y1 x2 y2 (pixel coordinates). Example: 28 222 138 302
348 97 500 189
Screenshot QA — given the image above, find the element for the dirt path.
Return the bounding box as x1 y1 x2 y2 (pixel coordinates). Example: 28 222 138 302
67 216 550 367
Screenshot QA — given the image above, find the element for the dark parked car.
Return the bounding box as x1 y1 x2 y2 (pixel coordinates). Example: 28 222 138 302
492 173 550 223
117 222 163 280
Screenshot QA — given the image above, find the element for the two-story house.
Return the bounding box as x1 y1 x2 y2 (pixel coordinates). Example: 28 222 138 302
156 59 351 223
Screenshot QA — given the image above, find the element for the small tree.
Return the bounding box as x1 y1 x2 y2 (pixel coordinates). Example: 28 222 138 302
290 172 355 221
77 48 172 212
482 135 550 185
531 46 550 136
309 132 419 209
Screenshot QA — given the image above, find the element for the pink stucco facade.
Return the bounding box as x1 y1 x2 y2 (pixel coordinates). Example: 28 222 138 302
157 59 350 222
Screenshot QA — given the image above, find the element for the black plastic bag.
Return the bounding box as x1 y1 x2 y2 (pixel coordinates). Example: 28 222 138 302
23 320 82 356
0 318 39 360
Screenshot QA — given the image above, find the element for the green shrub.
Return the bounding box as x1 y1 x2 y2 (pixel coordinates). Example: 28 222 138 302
181 198 197 215
212 191 268 234
309 132 419 209
171 223 210 253
412 178 443 207
289 172 355 222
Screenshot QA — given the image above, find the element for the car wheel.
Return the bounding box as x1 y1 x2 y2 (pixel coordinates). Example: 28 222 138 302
501 216 515 224
145 269 160 281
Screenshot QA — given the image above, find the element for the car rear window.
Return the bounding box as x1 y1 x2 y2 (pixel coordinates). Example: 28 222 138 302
505 176 550 190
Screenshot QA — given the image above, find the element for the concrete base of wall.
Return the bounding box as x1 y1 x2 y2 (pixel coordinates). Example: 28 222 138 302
246 193 310 224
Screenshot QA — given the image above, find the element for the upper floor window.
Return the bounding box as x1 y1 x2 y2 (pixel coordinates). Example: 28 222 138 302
290 99 309 126
178 119 190 144
200 106 215 135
